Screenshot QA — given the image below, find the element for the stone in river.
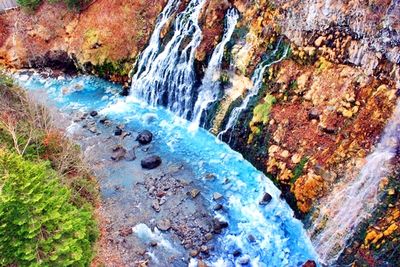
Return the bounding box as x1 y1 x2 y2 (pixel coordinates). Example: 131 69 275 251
259 192 272 205
136 130 153 145
302 260 317 267
111 146 126 161
141 155 162 169
90 110 98 117
156 219 171 231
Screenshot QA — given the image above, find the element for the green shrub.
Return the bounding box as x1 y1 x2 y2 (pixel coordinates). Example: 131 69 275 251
17 0 90 11
0 151 98 266
16 0 42 10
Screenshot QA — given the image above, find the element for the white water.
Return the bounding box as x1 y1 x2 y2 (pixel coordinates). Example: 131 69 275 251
191 8 239 127
310 100 400 265
130 0 206 119
131 0 180 80
218 39 289 142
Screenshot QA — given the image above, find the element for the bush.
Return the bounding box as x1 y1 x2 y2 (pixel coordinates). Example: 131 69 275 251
0 151 98 266
17 0 90 11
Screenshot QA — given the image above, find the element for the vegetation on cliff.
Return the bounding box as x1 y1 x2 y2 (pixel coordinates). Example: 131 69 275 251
0 73 99 265
17 0 89 11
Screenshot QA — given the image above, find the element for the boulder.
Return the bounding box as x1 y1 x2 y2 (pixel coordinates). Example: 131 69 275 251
136 130 153 145
259 192 272 205
141 155 162 169
90 110 98 117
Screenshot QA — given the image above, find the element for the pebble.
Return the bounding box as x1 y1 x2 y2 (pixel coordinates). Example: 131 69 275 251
190 189 200 198
213 192 223 201
213 204 223 211
156 219 171 231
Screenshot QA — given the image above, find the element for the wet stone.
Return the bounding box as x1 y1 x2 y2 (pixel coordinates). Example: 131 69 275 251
259 192 272 205
247 234 256 243
157 219 172 231
152 200 160 212
90 110 98 117
141 155 162 169
189 249 199 257
213 192 223 201
190 189 200 198
233 249 242 257
136 130 153 145
213 204 223 211
114 128 123 136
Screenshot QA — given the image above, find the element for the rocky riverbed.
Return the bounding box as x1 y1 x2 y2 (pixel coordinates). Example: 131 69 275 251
27 78 219 266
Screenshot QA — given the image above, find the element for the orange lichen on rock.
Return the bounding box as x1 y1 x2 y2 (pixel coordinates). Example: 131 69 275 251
292 170 326 213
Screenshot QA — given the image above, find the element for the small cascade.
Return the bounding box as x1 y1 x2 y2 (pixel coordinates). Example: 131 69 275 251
218 39 289 142
130 0 206 119
310 100 400 265
191 8 239 127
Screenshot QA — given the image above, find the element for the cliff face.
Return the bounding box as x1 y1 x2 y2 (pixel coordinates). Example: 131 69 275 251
1 0 399 265
0 0 167 82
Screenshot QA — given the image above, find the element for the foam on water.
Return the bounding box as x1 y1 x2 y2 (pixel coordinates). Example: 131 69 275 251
15 73 318 266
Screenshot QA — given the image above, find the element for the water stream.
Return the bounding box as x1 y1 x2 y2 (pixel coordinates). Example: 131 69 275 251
15 73 318 266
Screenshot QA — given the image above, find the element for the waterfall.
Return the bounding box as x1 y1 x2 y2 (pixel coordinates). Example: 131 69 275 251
130 0 206 119
310 100 400 265
218 39 289 142
131 0 180 80
191 8 239 127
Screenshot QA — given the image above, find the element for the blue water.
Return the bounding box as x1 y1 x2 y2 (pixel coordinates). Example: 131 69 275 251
15 73 318 266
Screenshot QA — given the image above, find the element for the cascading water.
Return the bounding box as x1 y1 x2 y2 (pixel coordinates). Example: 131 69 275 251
217 39 289 142
191 9 239 127
131 0 180 79
309 100 400 265
130 0 206 119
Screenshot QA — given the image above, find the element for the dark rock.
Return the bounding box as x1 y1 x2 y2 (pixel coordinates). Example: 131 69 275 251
90 110 98 117
247 234 256 243
213 204 223 211
212 218 228 233
200 245 209 253
114 128 123 136
136 130 153 145
238 255 250 265
111 146 127 161
120 85 130 96
302 260 317 267
308 109 320 120
150 241 158 247
119 227 133 237
259 192 272 205
320 125 337 134
141 155 162 169
156 219 171 231
233 249 242 257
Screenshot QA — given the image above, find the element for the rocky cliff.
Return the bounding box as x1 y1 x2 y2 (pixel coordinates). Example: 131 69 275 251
1 0 399 265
